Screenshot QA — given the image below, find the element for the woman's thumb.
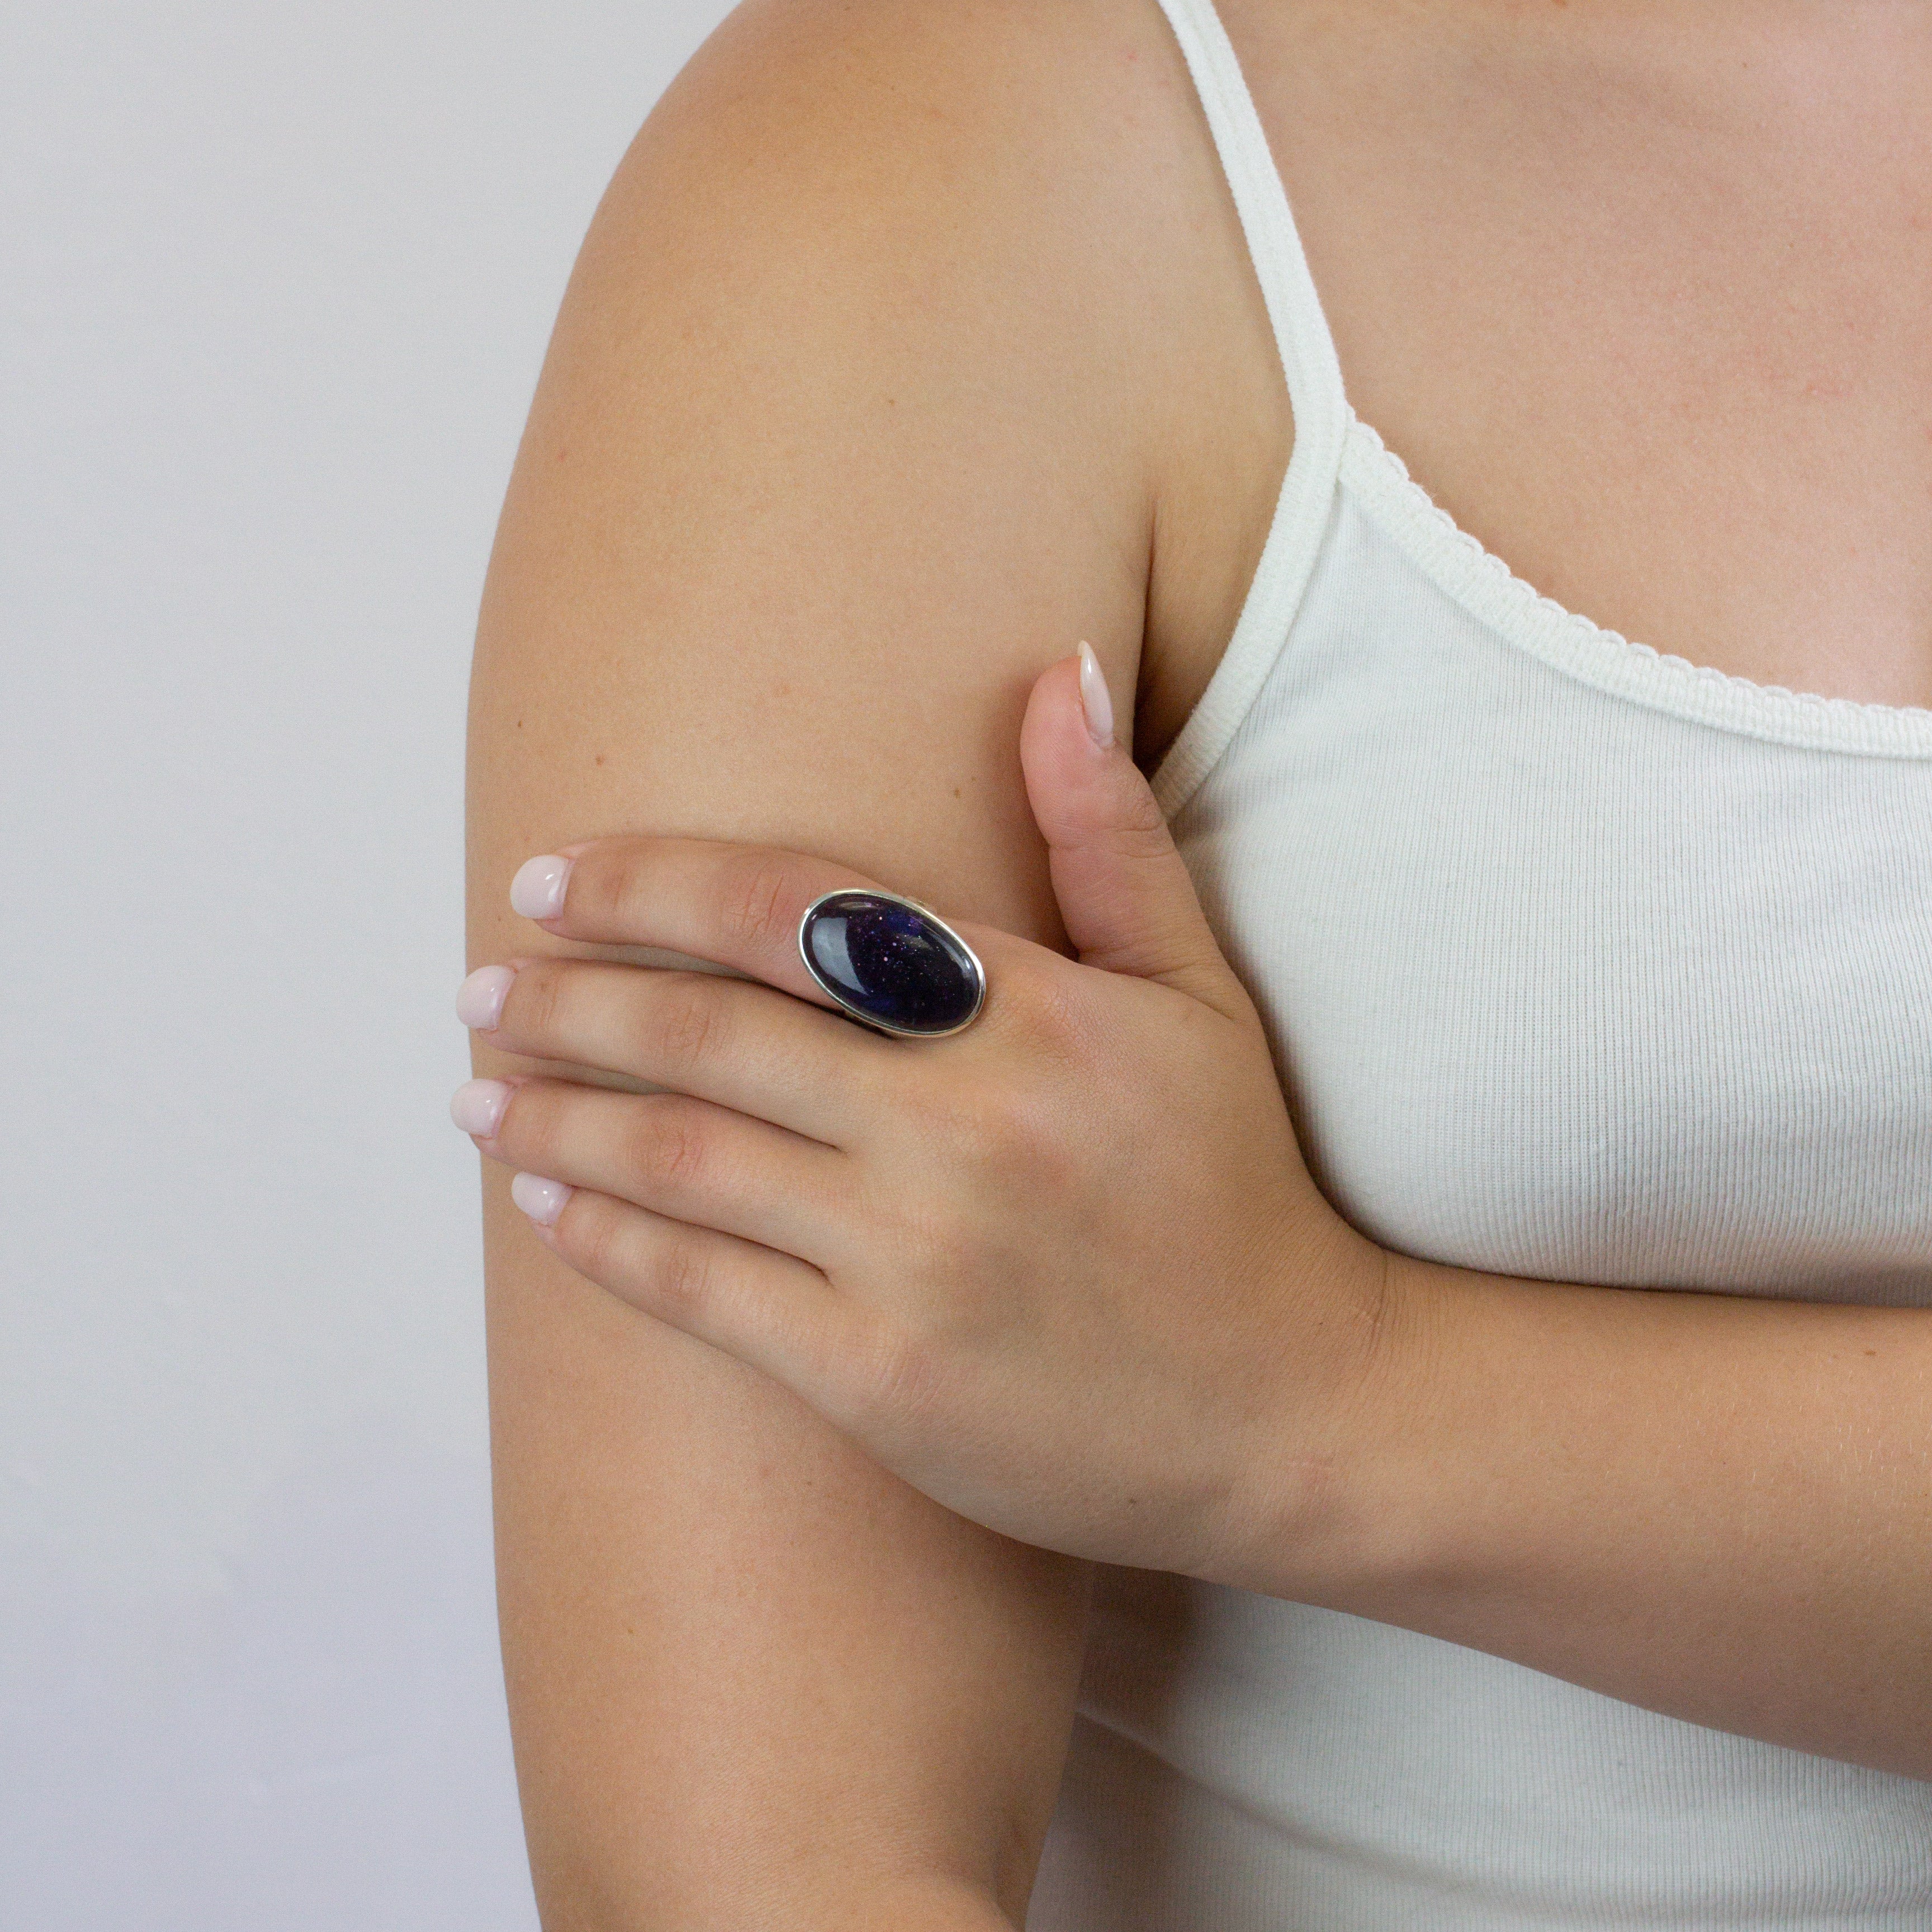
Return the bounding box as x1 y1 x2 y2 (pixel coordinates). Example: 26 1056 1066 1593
1020 643 1243 1015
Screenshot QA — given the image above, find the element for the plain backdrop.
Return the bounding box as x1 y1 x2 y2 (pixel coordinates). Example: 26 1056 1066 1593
2 2 733 1922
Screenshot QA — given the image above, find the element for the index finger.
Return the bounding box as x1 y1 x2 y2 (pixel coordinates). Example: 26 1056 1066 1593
509 835 917 1011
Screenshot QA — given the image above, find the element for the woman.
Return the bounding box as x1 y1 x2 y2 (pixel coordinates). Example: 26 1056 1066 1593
458 0 1932 1923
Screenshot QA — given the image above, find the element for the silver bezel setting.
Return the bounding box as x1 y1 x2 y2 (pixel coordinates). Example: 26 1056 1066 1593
795 889 987 1039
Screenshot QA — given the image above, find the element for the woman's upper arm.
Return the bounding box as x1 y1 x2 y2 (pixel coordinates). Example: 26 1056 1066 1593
465 2 1173 1922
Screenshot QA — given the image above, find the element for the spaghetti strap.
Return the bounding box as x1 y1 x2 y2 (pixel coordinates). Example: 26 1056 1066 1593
1145 0 1353 816
1148 0 1346 442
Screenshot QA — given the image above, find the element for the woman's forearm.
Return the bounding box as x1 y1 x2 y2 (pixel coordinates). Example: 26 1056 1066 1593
1266 1255 1932 1779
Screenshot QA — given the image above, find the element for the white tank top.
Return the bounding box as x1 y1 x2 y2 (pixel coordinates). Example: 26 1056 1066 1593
1027 0 1932 1923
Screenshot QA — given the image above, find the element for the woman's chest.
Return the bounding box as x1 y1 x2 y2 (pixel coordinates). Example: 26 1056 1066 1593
1174 498 1932 1306
1147 0 1932 748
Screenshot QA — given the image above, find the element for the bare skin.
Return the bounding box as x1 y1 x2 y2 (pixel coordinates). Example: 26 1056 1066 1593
468 1 1932 1925
1145 0 1932 750
471 7 1181 1922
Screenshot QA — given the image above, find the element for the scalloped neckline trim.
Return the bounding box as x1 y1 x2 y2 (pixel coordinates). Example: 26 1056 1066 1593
1341 413 1932 761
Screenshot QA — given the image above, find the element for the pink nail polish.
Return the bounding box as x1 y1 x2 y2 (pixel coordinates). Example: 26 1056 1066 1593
1077 640 1115 750
510 854 573 921
510 1172 572 1226
449 1078 513 1139
456 964 515 1031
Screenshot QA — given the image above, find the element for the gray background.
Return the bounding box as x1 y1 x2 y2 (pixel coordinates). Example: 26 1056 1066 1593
3 1 732 1922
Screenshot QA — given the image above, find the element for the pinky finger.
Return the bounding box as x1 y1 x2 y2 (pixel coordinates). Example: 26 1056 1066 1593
510 1170 850 1402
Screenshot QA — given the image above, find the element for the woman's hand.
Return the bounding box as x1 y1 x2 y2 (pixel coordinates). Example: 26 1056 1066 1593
452 645 1393 1589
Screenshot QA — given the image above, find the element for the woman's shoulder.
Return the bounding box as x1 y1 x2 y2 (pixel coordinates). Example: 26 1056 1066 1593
592 0 1290 768
605 0 1194 368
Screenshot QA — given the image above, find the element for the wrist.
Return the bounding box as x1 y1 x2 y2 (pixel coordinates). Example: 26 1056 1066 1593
1210 1230 1447 1605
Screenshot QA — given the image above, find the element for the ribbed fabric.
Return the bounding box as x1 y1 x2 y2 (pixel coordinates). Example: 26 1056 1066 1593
1027 0 1932 1922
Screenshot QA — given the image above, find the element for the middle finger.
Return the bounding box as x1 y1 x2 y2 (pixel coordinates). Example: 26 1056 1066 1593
466 956 893 1149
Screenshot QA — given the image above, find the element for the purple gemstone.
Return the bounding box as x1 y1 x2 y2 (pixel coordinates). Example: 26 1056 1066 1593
800 892 983 1035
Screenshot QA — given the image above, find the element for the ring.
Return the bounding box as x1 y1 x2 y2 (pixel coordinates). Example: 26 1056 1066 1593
797 889 987 1039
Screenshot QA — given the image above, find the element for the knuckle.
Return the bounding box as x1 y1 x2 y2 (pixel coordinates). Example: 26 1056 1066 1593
927 1070 1076 1202
716 853 798 953
1009 1096 1080 1193
557 1187 622 1280
509 959 566 1040
569 844 638 927
647 1225 714 1317
946 1078 1038 1173
646 976 728 1074
623 1096 714 1194
986 950 1089 1063
924 1077 1007 1166
1107 780 1174 851
842 1316 946 1432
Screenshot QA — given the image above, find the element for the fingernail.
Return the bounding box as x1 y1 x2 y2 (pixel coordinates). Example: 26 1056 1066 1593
1077 640 1114 750
510 854 573 921
456 964 515 1031
449 1078 513 1138
510 1171 572 1226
